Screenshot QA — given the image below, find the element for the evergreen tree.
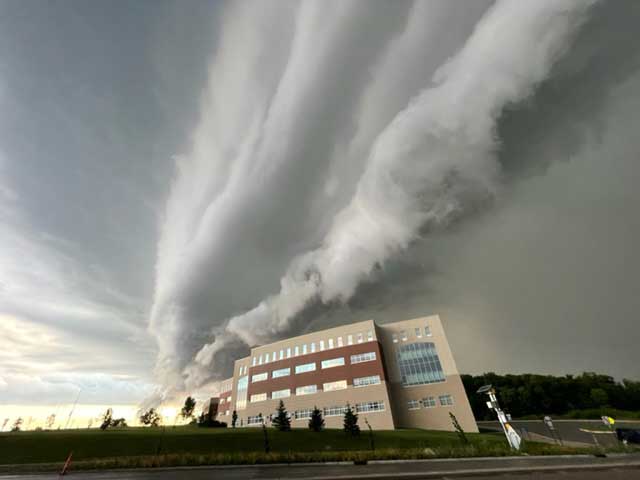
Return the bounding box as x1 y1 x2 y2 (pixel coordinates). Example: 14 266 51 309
272 400 291 431
343 404 360 436
231 410 238 428
308 406 325 432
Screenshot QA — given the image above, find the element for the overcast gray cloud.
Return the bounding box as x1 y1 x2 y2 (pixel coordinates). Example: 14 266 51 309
1 0 640 407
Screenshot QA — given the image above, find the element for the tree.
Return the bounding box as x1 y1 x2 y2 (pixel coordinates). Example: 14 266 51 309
111 418 128 428
180 396 197 420
11 417 23 432
139 408 161 427
590 388 609 407
308 406 324 432
272 400 291 431
45 414 55 430
100 408 113 431
343 404 360 436
231 410 238 428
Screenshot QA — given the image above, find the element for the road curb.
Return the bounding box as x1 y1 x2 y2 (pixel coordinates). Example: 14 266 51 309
301 461 640 480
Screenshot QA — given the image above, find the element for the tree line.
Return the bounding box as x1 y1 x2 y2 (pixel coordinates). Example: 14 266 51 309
462 372 640 420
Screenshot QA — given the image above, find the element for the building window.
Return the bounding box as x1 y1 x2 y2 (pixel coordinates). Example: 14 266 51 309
324 405 347 417
294 409 313 420
295 362 316 374
415 327 422 338
272 367 290 378
408 400 420 410
265 352 270 363
258 355 263 365
396 342 446 386
252 372 268 383
286 348 291 358
247 415 263 425
296 385 317 396
347 335 353 345
422 396 437 408
357 333 364 343
294 345 299 356
328 338 334 349
337 336 343 347
353 375 381 387
323 380 347 392
252 357 257 366
350 351 376 364
439 394 454 406
321 357 345 369
425 325 432 337
311 342 316 353
250 393 268 403
392 334 398 343
400 330 407 341
236 376 248 410
367 330 373 341
356 401 385 413
302 344 307 355
319 340 325 351
272 389 290 399
280 349 284 360
273 352 277 362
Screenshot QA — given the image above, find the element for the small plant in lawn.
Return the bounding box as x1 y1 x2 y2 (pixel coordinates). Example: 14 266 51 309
308 406 325 432
449 412 469 444
272 400 291 431
262 422 270 453
365 418 375 450
343 404 360 437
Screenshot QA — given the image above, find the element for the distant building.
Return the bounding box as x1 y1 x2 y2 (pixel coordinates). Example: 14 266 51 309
215 315 477 431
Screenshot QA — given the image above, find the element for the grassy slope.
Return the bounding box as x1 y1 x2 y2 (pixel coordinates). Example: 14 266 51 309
1 427 505 464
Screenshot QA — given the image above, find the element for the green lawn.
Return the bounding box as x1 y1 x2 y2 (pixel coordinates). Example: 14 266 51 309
1 426 505 465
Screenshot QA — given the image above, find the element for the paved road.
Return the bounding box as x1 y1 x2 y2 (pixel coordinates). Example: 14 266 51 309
2 454 639 479
478 419 640 447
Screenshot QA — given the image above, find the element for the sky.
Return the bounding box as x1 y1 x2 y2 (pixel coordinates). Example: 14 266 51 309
1 0 640 422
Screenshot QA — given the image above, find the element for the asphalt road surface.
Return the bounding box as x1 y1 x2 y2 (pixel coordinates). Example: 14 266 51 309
478 419 640 447
2 454 639 480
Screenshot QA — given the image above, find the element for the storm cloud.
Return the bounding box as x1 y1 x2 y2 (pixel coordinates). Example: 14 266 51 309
2 0 640 408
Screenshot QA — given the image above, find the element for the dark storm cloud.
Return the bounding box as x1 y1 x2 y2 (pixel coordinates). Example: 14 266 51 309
2 0 639 407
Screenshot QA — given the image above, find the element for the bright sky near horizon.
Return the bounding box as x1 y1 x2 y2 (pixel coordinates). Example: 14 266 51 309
2 0 640 425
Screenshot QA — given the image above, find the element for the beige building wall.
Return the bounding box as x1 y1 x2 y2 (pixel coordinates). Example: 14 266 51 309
217 314 477 433
377 315 478 433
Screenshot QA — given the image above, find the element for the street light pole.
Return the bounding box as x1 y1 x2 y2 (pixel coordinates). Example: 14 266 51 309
477 384 521 450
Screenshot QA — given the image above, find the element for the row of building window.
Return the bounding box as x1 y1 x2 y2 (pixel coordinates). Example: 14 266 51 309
250 352 377 383
294 401 385 419
248 375 381 403
407 394 454 410
243 401 386 425
392 325 432 343
250 330 375 367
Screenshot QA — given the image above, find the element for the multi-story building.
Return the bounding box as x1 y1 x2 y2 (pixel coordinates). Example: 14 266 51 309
215 315 477 432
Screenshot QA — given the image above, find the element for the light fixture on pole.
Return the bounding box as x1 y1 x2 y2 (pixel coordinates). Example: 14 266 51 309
476 384 521 450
